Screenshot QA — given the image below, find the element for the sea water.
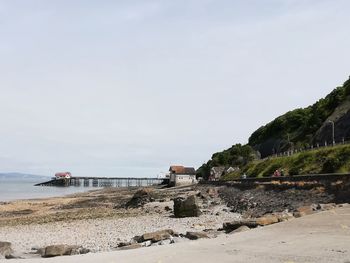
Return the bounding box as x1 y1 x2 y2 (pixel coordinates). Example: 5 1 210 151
0 177 100 202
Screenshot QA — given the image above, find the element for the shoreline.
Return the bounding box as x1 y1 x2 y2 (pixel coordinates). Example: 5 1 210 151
1 182 349 261
20 206 350 263
0 185 240 259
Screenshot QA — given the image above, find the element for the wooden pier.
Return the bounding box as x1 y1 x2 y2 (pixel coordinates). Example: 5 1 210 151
35 177 167 188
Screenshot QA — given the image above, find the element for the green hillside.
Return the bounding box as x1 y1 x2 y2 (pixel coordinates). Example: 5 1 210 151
249 77 350 157
222 144 350 180
197 76 350 180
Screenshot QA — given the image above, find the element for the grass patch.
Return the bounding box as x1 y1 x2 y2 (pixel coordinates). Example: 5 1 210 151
223 144 350 179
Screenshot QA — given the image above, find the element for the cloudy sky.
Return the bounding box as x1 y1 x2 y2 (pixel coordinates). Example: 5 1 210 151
0 0 349 177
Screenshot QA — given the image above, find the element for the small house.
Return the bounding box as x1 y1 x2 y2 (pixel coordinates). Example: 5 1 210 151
168 165 197 186
209 166 240 181
209 166 226 181
54 172 71 180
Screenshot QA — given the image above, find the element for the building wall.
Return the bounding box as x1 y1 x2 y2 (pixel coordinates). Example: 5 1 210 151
169 174 197 186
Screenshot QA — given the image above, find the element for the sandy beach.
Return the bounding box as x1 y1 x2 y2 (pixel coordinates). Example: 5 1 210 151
1 183 349 262
6 206 350 263
0 185 240 258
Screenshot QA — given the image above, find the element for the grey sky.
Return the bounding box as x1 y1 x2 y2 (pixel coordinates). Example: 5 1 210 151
0 0 349 177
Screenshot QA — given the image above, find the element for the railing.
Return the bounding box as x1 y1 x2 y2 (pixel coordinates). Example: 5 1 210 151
266 137 350 159
201 173 350 185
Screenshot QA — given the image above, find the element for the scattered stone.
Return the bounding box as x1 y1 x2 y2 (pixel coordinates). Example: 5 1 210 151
77 248 90 255
185 231 209 240
174 195 201 218
202 229 221 238
206 188 218 198
164 206 172 211
230 225 250 234
293 211 304 218
118 243 142 250
117 242 131 248
211 201 220 206
31 246 40 251
41 245 89 258
255 215 279 226
158 239 173 246
219 187 334 218
34 248 45 256
141 229 176 242
141 241 152 247
223 216 279 233
275 212 294 222
0 241 13 259
317 203 336 211
223 220 258 233
125 188 157 208
131 236 143 243
294 206 315 217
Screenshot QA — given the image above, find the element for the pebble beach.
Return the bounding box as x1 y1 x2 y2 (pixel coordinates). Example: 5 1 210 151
0 204 239 254
0 185 240 258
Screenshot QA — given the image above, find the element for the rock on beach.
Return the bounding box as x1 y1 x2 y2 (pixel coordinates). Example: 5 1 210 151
0 241 13 259
173 195 201 218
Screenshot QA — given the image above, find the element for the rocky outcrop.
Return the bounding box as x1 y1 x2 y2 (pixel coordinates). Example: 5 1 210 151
173 195 201 218
125 188 157 208
219 187 333 218
314 96 350 145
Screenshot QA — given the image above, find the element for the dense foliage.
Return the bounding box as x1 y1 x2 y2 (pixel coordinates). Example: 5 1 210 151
196 144 257 180
197 76 350 179
240 144 350 178
249 77 350 148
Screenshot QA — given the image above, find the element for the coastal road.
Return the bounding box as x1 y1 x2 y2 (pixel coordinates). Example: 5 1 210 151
23 206 350 263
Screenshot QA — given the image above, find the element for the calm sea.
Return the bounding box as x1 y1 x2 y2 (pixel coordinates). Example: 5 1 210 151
0 177 99 202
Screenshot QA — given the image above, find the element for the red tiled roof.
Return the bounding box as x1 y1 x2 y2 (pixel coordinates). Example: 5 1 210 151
169 166 195 175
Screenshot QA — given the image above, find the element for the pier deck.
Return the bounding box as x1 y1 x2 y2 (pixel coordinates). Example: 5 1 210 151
35 177 166 187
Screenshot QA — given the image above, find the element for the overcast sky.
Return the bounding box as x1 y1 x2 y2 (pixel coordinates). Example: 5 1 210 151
0 0 349 177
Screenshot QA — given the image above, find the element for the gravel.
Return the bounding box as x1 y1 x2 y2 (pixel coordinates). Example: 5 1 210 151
0 203 240 254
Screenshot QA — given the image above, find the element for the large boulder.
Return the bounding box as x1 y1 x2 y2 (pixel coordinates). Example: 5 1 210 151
174 195 201 218
0 241 13 259
41 245 89 258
